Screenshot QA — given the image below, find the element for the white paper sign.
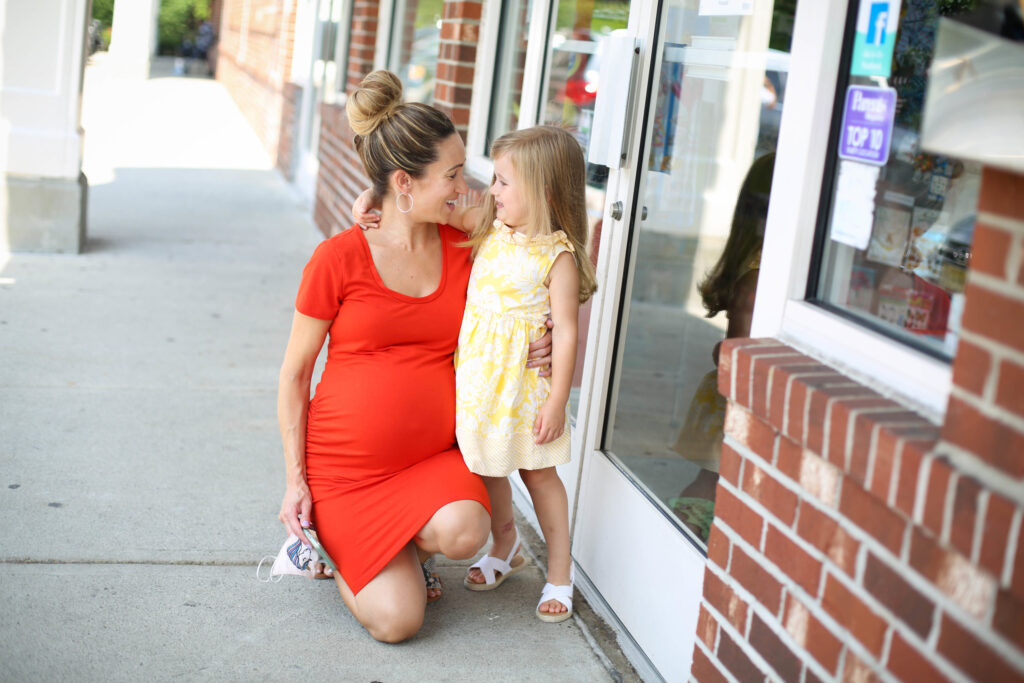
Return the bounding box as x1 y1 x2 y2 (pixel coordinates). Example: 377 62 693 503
699 0 753 16
829 161 880 250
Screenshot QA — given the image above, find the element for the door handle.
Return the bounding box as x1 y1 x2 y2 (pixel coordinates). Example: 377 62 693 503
587 31 641 169
611 201 623 221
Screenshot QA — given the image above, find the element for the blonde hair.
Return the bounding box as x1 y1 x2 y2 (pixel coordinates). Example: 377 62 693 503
346 70 457 203
467 126 597 303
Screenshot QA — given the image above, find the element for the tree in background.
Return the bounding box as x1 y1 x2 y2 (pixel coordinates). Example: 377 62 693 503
92 0 116 49
158 0 211 55
92 0 115 26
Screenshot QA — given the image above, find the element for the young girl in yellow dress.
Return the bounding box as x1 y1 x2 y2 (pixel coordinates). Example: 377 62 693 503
358 125 596 621
452 126 596 622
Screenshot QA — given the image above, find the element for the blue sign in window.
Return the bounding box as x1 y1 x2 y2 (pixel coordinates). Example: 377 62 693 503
866 2 889 45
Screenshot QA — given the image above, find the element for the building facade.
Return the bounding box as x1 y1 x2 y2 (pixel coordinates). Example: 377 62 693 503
216 0 1024 680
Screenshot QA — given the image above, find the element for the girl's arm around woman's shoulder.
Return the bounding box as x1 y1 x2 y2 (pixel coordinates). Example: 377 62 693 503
351 188 483 234
447 204 483 234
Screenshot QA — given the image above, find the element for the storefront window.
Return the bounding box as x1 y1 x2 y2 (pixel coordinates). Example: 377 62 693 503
389 0 442 103
486 0 534 149
606 0 796 545
810 0 988 358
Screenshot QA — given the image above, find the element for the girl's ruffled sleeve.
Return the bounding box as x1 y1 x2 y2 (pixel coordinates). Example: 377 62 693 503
553 230 575 254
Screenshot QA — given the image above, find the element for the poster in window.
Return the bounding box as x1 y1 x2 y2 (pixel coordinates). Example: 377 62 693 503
866 205 912 266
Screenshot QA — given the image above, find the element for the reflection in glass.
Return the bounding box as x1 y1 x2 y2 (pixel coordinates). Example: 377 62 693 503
539 0 631 416
606 1 795 545
813 1 995 357
390 0 442 103
306 0 346 154
486 0 534 149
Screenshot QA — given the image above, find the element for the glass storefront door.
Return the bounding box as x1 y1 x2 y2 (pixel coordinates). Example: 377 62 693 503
604 1 796 546
567 2 797 679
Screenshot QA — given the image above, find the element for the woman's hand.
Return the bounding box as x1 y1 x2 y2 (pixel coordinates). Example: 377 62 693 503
279 480 314 543
353 188 381 230
534 399 566 444
527 319 554 378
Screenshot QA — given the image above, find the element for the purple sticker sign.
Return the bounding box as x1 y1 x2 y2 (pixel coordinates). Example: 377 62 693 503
838 85 896 166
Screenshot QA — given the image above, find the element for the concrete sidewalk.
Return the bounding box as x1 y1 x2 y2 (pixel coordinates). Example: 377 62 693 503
0 55 635 682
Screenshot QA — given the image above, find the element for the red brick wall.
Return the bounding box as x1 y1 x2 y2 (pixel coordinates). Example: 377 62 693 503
314 102 368 236
346 0 379 91
695 168 1024 681
433 0 481 136
216 0 297 162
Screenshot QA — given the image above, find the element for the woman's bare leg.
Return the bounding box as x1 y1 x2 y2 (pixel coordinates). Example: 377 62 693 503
519 467 571 615
413 499 490 560
410 499 489 600
334 500 489 638
332 542 426 643
465 476 525 585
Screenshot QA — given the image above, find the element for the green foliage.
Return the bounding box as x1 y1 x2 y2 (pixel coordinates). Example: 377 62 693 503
92 0 115 27
157 0 210 55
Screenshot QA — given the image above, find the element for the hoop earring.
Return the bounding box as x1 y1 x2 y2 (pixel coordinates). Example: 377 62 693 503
395 192 414 214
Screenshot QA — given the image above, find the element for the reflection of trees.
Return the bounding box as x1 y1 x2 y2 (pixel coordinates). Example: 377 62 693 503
769 0 798 51
891 0 975 130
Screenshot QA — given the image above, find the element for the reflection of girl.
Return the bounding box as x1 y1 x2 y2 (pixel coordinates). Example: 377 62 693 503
670 153 775 541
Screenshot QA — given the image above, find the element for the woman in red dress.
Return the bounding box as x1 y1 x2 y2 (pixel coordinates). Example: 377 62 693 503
277 71 546 643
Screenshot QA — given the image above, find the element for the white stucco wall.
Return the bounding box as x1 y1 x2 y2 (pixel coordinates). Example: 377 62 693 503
0 0 90 179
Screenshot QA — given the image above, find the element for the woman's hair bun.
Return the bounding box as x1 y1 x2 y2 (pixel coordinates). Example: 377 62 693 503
346 70 404 137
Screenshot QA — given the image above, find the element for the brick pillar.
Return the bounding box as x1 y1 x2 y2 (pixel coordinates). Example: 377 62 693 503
694 169 1024 681
347 0 378 91
433 0 481 137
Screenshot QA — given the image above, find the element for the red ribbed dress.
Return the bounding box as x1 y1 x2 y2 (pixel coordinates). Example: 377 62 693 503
295 224 490 594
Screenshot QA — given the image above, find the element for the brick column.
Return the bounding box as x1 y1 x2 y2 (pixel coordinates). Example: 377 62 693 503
694 169 1024 681
346 0 379 91
433 0 481 136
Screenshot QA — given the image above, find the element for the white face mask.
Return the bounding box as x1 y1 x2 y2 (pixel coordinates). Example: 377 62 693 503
257 533 326 582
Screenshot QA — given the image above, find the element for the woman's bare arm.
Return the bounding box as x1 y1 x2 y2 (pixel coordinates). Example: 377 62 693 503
277 311 331 540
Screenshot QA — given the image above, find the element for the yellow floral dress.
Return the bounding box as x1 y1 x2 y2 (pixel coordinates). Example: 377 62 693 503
455 220 574 477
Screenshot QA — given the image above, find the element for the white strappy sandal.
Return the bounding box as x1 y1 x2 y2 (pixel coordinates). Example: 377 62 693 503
536 566 574 623
463 526 527 591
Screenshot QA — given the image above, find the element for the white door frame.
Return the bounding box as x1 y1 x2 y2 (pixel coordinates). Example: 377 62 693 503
292 0 324 203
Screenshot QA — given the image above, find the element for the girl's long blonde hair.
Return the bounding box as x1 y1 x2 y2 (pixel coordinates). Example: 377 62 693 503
466 126 598 303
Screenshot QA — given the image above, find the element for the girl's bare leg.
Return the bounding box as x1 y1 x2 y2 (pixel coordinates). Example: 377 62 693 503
466 476 525 584
519 467 571 615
